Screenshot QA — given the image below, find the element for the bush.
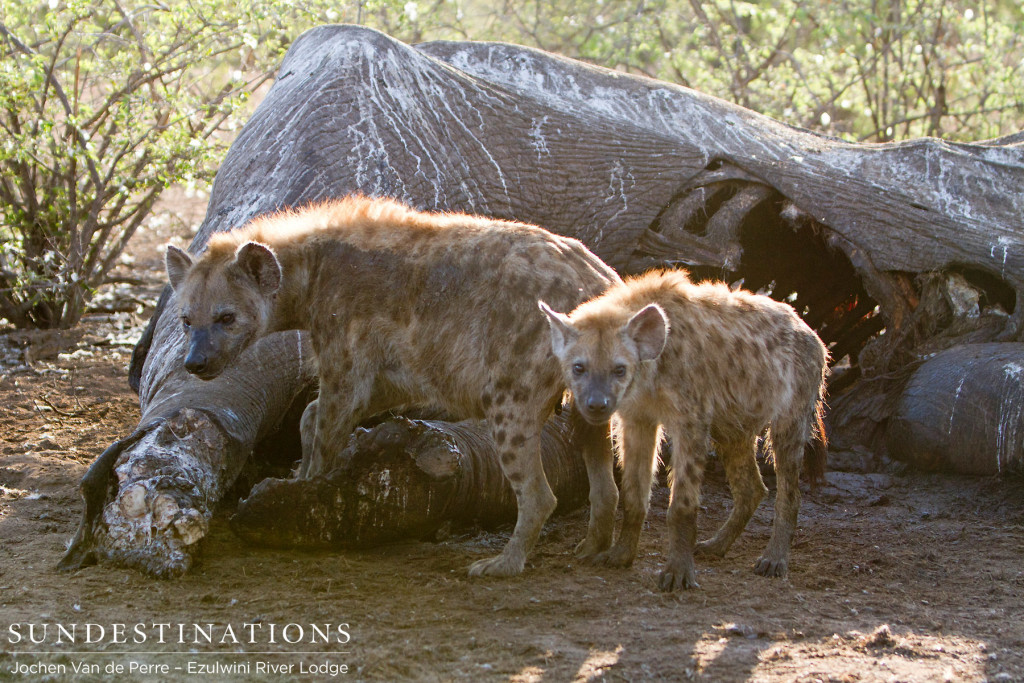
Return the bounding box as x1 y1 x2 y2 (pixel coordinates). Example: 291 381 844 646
0 0 289 328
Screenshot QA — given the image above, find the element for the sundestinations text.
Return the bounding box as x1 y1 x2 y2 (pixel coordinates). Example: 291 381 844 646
6 622 351 646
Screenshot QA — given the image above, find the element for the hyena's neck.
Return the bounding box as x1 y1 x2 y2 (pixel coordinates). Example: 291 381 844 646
266 242 321 332
621 359 662 411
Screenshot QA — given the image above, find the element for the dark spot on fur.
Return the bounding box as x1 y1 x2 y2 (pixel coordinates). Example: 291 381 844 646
512 333 534 357
513 320 545 358
510 434 526 448
507 471 524 484
540 277 571 304
495 430 507 445
512 388 530 403
481 393 493 409
501 452 515 466
493 413 505 426
684 461 700 480
492 308 515 333
495 378 513 393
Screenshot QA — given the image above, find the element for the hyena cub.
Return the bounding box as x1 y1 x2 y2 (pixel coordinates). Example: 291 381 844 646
540 269 828 590
165 196 620 577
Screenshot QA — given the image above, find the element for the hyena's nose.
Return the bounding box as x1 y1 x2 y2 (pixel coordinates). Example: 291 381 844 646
585 395 612 417
184 351 209 375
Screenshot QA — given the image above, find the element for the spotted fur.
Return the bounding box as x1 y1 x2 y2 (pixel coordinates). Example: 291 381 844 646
165 196 621 577
541 269 828 590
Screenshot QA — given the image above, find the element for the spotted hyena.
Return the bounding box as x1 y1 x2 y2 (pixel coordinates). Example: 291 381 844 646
540 269 828 590
165 196 621 577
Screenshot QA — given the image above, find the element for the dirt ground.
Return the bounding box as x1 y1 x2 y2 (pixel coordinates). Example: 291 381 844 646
1 194 1023 682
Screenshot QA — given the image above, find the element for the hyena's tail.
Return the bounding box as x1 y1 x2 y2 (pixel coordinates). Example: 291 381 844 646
802 401 827 487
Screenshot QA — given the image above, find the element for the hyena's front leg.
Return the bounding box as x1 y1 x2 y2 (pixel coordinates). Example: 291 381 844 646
469 406 557 577
302 382 359 478
568 404 617 561
300 353 372 478
591 416 660 568
659 423 709 591
697 434 767 558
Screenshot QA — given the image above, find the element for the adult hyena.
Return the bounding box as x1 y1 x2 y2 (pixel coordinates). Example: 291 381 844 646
164 196 620 577
540 269 828 590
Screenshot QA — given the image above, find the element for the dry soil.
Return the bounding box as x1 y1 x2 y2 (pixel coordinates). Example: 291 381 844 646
1 194 1022 682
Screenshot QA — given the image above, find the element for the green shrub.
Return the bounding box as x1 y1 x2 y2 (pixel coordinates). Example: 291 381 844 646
0 0 290 328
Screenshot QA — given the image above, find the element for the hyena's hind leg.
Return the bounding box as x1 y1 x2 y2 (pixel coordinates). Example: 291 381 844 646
590 416 660 568
468 399 557 577
697 434 767 558
567 404 617 560
753 416 809 577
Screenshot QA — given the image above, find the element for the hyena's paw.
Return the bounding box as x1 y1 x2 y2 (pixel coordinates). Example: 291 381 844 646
468 551 526 578
574 535 612 561
753 555 788 578
695 537 730 558
589 543 635 568
657 560 699 591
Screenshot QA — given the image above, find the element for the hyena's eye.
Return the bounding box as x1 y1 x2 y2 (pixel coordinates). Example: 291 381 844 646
181 316 192 330
572 362 586 377
613 364 627 378
217 312 236 326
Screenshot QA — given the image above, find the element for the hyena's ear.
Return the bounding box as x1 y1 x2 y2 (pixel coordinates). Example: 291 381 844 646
538 300 578 358
234 241 282 296
625 303 669 362
165 245 193 291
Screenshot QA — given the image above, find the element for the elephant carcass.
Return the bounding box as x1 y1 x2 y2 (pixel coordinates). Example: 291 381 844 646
230 415 589 549
64 25 1024 576
59 330 315 576
887 344 1024 476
